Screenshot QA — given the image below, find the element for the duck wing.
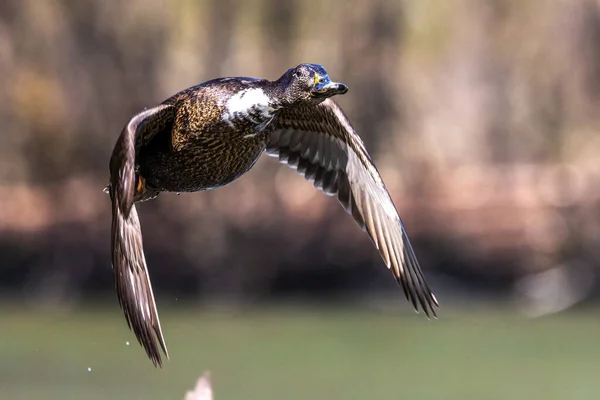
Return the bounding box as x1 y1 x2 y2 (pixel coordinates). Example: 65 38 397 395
266 99 438 316
109 104 175 366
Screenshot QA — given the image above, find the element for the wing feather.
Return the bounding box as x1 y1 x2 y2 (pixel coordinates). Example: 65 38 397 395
108 104 175 366
267 99 438 316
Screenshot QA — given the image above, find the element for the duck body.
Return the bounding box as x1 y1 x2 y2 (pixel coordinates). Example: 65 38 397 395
137 77 276 193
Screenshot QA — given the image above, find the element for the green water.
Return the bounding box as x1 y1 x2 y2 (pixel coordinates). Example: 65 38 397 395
1 305 599 399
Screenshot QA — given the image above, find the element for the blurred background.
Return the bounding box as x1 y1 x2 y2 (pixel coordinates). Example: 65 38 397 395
2 0 600 399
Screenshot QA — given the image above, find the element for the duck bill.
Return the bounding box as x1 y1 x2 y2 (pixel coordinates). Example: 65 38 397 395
311 79 349 98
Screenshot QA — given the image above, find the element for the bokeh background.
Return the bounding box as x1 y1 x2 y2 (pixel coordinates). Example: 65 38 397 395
2 0 600 399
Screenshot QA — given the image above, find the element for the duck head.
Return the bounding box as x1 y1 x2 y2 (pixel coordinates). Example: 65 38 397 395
275 64 348 106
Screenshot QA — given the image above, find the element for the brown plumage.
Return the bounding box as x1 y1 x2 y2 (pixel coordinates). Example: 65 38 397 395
108 63 438 367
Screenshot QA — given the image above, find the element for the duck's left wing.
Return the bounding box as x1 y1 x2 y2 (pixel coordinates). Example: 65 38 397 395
266 99 438 316
109 104 175 366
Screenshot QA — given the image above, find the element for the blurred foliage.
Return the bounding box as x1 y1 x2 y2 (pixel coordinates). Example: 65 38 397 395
1 0 600 309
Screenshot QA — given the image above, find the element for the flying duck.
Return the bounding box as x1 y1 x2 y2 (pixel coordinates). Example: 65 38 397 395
107 63 438 367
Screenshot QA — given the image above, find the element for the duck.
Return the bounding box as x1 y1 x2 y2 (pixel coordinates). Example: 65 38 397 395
107 63 438 367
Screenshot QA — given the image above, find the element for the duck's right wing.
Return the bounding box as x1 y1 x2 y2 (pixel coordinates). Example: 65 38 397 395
267 99 438 317
108 104 175 367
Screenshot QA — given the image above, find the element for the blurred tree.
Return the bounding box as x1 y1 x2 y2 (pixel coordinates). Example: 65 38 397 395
0 0 599 309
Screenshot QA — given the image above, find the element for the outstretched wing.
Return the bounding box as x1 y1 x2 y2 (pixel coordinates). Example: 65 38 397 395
109 104 175 366
266 99 438 316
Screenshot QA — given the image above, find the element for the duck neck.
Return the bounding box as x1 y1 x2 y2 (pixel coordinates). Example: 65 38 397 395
261 79 286 109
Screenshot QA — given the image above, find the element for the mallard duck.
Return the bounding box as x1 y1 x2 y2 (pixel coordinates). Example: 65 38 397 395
107 63 438 367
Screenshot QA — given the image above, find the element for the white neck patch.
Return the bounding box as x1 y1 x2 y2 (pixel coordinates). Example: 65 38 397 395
222 88 276 127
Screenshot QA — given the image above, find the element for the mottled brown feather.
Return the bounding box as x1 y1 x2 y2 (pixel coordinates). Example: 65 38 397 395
138 81 268 192
266 99 438 317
